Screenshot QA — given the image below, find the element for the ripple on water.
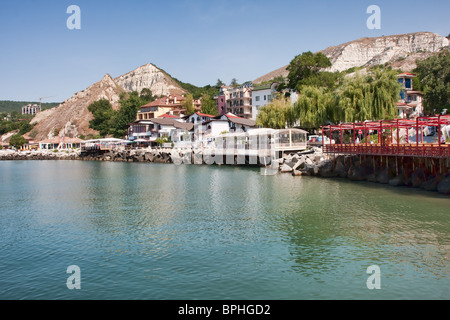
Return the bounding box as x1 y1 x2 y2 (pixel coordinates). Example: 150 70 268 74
0 161 449 300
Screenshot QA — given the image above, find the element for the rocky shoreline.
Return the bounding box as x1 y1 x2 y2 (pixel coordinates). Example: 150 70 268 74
1 148 449 195
273 148 450 195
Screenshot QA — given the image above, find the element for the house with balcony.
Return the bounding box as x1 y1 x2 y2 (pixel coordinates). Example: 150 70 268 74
136 94 202 120
214 83 253 119
397 73 424 118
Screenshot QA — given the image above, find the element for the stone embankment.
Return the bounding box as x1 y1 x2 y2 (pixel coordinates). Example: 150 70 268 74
0 149 81 160
79 149 173 163
273 147 450 195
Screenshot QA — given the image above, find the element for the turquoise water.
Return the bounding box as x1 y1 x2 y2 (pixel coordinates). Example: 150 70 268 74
0 160 448 300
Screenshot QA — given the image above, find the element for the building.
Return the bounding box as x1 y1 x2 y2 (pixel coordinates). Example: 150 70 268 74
22 104 41 115
136 94 202 120
251 82 299 121
251 83 276 120
397 73 423 118
186 112 217 125
214 83 253 119
219 113 257 133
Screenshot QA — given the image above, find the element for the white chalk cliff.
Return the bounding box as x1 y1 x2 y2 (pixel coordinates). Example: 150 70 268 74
114 63 186 97
254 32 449 83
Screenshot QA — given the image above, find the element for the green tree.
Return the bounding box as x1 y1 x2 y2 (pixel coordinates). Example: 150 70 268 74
286 51 332 89
414 52 450 114
293 86 337 129
256 97 295 129
230 78 239 87
216 79 225 88
87 99 116 137
113 92 147 138
182 94 195 115
337 69 400 122
9 134 27 149
200 94 218 116
140 88 155 103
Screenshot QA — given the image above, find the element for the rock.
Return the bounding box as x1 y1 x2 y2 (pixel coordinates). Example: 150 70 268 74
376 169 389 184
292 158 306 171
421 175 442 192
348 165 367 181
389 175 405 187
437 174 450 195
280 163 293 173
292 170 303 176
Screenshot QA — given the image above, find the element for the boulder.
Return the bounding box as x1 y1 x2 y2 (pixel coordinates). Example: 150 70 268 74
280 163 293 173
437 174 450 195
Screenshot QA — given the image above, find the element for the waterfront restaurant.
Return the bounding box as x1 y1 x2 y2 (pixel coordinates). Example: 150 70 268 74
212 128 308 160
39 137 85 150
81 138 129 152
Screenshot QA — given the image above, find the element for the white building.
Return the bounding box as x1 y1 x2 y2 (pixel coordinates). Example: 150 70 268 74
251 82 299 120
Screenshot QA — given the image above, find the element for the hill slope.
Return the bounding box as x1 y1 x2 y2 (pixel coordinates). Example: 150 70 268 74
26 64 187 141
254 32 450 83
30 74 125 141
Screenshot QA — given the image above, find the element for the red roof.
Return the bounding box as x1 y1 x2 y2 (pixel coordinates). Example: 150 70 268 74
398 72 417 77
195 112 215 118
224 114 243 119
159 114 180 119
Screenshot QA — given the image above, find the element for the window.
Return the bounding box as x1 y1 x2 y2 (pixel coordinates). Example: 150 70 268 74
255 96 260 102
268 95 272 102
264 95 267 101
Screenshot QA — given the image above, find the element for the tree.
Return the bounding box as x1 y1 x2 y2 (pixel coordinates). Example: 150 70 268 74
256 97 296 129
200 94 218 116
336 68 400 122
230 78 239 87
87 99 116 137
9 134 27 149
182 94 195 115
216 79 225 88
140 88 155 103
286 51 332 90
113 92 147 138
293 86 337 129
414 52 450 114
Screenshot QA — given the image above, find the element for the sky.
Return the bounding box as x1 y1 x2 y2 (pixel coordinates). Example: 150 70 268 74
0 0 449 103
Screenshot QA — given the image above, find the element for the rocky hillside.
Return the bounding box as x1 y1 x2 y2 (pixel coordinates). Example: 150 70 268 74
25 64 187 141
30 74 125 141
114 63 187 97
254 32 449 83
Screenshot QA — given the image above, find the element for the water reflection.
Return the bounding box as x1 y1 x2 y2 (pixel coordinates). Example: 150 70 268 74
0 161 448 299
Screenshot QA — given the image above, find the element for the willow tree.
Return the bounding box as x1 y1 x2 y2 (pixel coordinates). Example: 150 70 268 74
256 97 296 129
293 86 336 129
337 69 400 122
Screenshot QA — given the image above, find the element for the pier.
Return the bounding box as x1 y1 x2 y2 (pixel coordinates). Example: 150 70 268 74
318 115 450 191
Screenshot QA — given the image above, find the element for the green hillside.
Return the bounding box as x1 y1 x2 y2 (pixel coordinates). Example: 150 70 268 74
0 100 60 114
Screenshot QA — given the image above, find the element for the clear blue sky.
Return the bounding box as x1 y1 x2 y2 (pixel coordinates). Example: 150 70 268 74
0 0 449 102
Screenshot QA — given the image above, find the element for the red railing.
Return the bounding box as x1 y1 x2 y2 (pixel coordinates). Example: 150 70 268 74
323 144 450 158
